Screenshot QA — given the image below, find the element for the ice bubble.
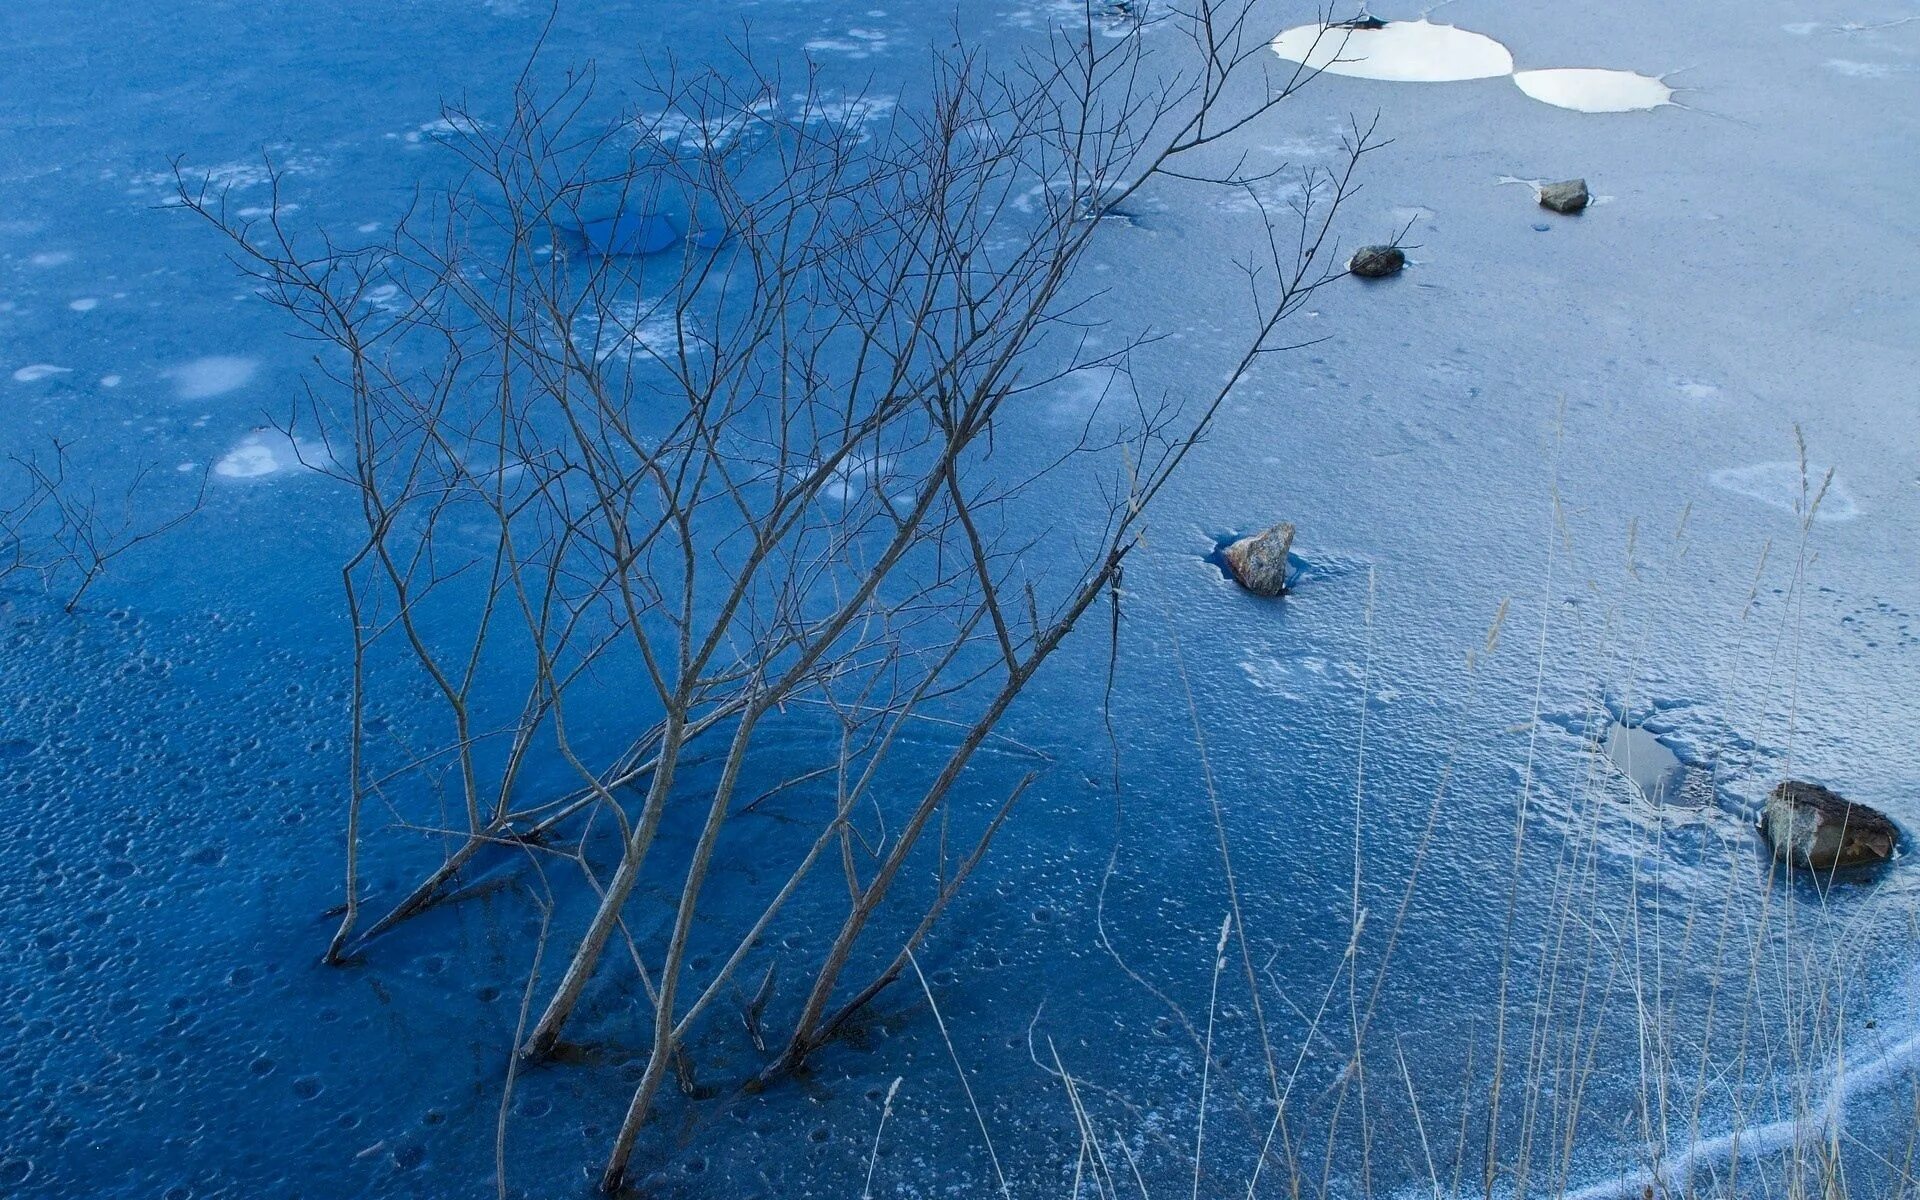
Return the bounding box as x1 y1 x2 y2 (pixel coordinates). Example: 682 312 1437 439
1710 461 1859 522
100 374 122 387
11 364 71 383
29 251 73 267
1270 20 1514 82
68 298 100 312
1512 68 1674 112
213 430 329 480
167 355 258 399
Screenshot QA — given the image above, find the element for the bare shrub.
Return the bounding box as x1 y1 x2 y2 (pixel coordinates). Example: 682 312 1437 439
179 3 1372 1188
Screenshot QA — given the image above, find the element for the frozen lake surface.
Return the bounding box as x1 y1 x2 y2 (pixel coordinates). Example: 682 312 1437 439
4 1 1919 1197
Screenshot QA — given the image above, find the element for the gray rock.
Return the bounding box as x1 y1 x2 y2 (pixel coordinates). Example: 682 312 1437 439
1761 780 1899 871
1538 178 1590 214
1348 245 1405 278
1223 522 1294 597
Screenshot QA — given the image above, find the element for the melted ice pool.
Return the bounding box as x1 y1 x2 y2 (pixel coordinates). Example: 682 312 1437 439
1513 68 1674 112
1270 20 1514 82
1603 721 1686 806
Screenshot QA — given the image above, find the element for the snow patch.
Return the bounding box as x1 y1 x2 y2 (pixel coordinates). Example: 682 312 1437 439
1512 68 1674 112
1271 21 1514 82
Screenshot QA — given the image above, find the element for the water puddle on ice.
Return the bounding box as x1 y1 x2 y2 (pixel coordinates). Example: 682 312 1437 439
1512 68 1673 112
575 213 678 257
1270 20 1514 82
1603 721 1687 805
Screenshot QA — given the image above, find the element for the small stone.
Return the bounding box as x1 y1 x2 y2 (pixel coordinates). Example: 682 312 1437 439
1538 178 1590 214
1222 522 1295 597
1348 245 1405 278
1761 780 1899 871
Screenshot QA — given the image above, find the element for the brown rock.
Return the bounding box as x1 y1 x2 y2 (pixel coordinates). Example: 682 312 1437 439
1761 780 1899 870
1223 522 1294 597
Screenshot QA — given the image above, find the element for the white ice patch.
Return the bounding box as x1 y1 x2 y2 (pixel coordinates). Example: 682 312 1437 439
805 28 891 58
99 374 123 388
1512 68 1673 112
359 283 406 314
132 153 322 199
635 100 778 153
29 251 74 268
794 92 898 133
1710 461 1860 522
12 364 71 383
823 454 895 502
1048 367 1131 420
1270 21 1514 82
1563 1025 1920 1200
637 91 892 153
167 356 258 399
1825 59 1898 78
570 304 704 364
213 430 329 480
405 114 485 144
1238 654 1363 699
68 298 100 312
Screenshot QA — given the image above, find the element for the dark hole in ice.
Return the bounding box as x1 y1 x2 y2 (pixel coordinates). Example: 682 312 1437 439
574 212 680 257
